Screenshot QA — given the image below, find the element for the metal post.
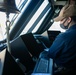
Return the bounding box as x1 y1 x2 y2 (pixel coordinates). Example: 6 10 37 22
6 13 11 53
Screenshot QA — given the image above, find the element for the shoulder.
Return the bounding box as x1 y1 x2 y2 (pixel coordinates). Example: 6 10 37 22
56 32 67 39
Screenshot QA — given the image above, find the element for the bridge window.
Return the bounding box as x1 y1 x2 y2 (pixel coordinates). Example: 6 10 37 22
21 0 51 35
0 0 29 40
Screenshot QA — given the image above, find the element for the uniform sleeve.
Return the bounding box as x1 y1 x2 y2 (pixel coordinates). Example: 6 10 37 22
48 33 65 59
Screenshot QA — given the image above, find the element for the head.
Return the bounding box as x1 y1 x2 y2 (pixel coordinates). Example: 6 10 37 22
54 4 76 29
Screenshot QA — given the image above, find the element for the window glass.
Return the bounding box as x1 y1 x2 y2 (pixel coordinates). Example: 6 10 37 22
21 0 50 34
32 8 51 33
0 0 29 41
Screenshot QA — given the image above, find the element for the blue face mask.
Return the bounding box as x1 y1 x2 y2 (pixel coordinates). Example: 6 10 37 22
60 18 70 29
60 23 68 29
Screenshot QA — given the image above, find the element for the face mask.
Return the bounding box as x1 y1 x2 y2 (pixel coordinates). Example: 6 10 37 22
60 23 68 29
60 18 70 29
